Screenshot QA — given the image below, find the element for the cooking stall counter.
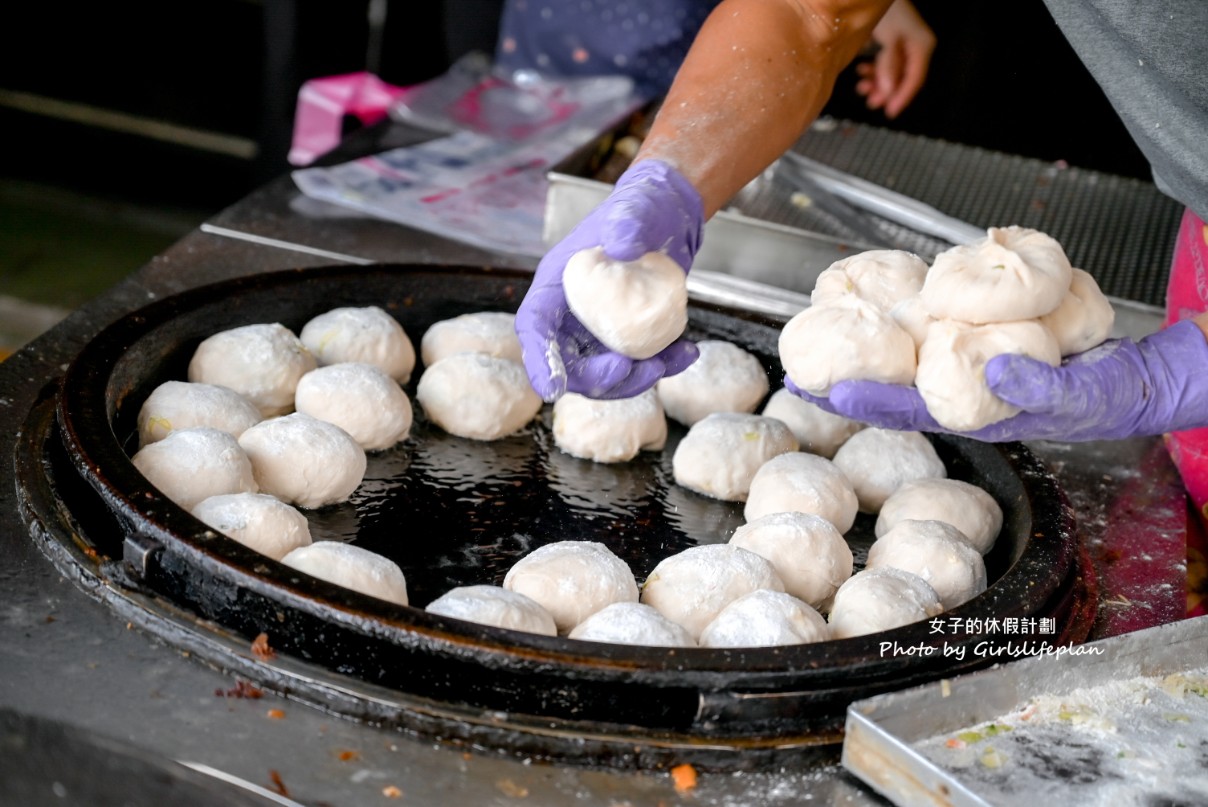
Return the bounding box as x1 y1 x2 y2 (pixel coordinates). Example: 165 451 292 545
0 119 1190 805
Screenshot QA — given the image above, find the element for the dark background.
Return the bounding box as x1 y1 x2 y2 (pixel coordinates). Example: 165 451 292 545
0 0 1150 213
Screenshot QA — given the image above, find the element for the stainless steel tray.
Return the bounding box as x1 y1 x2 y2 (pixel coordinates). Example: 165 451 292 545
843 614 1208 806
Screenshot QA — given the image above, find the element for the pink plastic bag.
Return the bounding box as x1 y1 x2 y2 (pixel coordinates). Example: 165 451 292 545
288 72 410 166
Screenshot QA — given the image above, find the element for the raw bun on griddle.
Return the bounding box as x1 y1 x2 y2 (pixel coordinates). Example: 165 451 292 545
131 427 257 510
743 452 859 534
915 319 1061 432
876 478 1003 555
187 323 317 417
866 519 987 609
191 492 312 561
778 298 916 396
568 602 696 647
562 246 689 360
1039 267 1116 356
640 544 785 641
698 589 829 648
294 362 413 451
425 585 557 636
281 541 409 606
237 413 366 509
760 387 865 459
831 428 946 514
656 340 770 426
137 380 263 448
503 541 639 633
416 352 542 441
672 413 798 502
921 226 1073 323
827 567 944 639
810 249 928 311
299 305 416 384
420 311 523 366
729 511 853 610
552 388 667 463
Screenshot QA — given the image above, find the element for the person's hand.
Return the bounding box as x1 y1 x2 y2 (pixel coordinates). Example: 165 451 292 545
855 0 936 119
515 159 704 401
784 320 1208 442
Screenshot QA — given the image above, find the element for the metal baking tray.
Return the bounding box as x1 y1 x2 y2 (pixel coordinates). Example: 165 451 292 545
843 614 1208 806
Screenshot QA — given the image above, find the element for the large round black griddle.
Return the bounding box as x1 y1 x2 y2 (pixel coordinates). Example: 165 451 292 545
49 264 1093 769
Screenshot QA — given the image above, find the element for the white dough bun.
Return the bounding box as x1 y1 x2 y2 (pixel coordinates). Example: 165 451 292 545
137 380 263 448
294 362 413 451
281 541 409 606
827 567 944 639
187 323 317 417
568 602 696 647
656 340 770 426
1039 267 1116 356
131 426 257 510
876 478 1003 555
562 246 689 360
866 519 987 609
698 589 829 648
729 511 853 609
915 319 1061 432
743 452 859 534
503 541 639 633
299 305 416 384
237 412 367 509
831 428 947 514
779 299 917 396
420 311 522 367
760 387 864 459
810 249 928 312
640 544 784 641
672 413 798 502
191 492 312 561
552 388 667 463
921 226 1073 324
425 585 557 636
416 353 542 441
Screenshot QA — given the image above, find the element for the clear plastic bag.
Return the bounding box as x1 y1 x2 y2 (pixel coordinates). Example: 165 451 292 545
389 51 637 141
293 53 642 257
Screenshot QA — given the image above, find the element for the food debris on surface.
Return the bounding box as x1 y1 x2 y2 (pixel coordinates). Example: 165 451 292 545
670 763 698 793
915 669 1208 804
251 631 276 660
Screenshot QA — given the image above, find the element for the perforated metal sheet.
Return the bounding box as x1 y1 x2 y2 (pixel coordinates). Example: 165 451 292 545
783 121 1183 308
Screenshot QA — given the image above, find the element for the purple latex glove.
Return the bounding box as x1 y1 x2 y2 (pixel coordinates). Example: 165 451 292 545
515 159 704 401
785 320 1208 442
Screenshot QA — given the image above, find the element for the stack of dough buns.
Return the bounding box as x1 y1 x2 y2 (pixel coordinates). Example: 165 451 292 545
780 229 1116 431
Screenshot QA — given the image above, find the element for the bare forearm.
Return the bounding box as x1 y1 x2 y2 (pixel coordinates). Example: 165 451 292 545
636 0 894 217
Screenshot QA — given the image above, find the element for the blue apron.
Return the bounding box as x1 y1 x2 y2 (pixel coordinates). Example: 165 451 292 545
494 0 722 97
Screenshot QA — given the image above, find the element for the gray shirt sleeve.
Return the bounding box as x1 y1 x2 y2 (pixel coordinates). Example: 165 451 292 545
1042 0 1208 220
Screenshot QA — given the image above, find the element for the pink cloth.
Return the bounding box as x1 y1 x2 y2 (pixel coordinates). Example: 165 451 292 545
1163 208 1208 523
288 72 410 166
1162 208 1208 616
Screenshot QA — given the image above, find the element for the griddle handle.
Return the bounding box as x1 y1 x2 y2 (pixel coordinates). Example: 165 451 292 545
123 533 164 580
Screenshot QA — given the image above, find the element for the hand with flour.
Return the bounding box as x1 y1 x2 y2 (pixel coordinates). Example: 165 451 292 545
786 318 1208 442
514 159 704 401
